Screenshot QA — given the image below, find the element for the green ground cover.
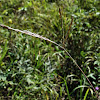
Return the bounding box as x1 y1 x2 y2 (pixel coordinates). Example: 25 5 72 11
0 0 100 99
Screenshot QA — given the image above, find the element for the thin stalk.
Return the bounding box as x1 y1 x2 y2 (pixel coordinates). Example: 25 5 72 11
80 76 83 99
63 16 73 44
59 7 64 46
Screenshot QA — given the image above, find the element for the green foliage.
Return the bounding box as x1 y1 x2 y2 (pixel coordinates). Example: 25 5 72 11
0 0 100 99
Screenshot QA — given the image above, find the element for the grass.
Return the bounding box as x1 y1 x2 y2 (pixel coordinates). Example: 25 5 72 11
0 0 100 99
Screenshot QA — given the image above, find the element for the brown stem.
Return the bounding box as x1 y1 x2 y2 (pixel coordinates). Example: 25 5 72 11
59 7 64 46
63 16 73 44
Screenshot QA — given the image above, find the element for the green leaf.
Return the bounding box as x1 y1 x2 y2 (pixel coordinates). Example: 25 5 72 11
94 61 99 65
84 88 90 100
80 51 86 57
0 75 6 81
0 40 8 64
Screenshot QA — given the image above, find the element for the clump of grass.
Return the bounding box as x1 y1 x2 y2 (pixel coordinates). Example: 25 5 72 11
0 24 98 99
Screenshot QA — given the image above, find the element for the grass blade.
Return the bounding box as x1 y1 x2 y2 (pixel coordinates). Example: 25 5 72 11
84 88 90 100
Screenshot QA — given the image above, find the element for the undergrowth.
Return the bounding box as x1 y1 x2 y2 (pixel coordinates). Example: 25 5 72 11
0 0 100 100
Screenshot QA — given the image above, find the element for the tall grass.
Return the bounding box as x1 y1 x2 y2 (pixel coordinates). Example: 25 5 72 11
0 24 98 99
0 0 99 99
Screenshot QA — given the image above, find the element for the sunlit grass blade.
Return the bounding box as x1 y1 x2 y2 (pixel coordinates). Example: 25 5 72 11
84 88 90 100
